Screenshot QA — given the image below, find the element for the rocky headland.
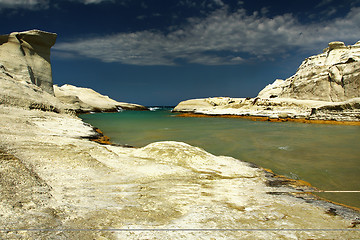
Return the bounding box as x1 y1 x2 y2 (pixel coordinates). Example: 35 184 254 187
54 84 148 113
174 41 360 123
0 30 147 114
1 30 360 239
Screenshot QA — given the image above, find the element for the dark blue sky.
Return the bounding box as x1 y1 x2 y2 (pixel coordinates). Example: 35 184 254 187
1 0 360 106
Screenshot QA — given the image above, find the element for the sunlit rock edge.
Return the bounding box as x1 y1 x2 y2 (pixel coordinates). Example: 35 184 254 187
174 40 360 122
0 29 147 113
0 30 359 239
54 84 148 113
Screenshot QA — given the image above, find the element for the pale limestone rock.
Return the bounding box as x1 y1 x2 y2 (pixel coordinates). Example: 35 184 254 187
258 40 360 102
1 105 359 239
324 41 346 52
173 40 360 121
174 96 360 121
0 30 57 94
0 63 67 113
54 84 148 112
1 31 360 239
257 79 287 98
172 98 214 112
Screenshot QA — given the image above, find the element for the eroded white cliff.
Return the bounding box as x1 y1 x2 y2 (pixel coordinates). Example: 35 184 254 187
1 31 360 239
258 41 360 101
0 30 147 113
0 30 57 94
174 40 360 122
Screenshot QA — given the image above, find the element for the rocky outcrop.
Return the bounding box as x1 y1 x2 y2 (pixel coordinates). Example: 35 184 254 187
0 30 147 113
1 107 360 239
0 62 67 113
258 41 360 101
173 97 360 121
54 84 148 112
0 30 57 94
1 31 360 239
174 41 360 122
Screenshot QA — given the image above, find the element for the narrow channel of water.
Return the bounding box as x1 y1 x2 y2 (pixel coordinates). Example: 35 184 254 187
80 109 360 208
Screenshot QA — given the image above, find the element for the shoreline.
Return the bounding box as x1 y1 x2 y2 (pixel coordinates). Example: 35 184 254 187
175 112 360 126
81 114 360 216
2 29 359 238
1 105 360 239
261 167 360 214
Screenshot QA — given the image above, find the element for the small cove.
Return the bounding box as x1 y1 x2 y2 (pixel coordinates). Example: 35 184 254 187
80 108 360 208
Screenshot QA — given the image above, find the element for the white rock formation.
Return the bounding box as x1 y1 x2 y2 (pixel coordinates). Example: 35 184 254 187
1 31 359 239
1 104 359 239
0 30 57 94
0 30 147 113
173 97 360 121
174 41 360 121
258 41 360 101
54 84 148 112
0 61 66 113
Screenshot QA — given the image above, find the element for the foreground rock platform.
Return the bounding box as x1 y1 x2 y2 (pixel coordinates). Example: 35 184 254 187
0 59 359 239
1 30 359 239
1 104 359 239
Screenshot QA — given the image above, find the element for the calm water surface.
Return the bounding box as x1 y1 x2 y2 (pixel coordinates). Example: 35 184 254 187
80 109 360 208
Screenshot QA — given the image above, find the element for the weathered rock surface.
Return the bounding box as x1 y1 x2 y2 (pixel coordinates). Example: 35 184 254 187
258 40 360 101
0 30 57 94
0 30 146 113
1 104 359 239
174 41 360 122
1 31 359 239
0 63 67 113
54 84 148 112
173 97 360 121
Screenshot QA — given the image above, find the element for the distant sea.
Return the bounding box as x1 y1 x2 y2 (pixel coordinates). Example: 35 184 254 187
80 107 360 208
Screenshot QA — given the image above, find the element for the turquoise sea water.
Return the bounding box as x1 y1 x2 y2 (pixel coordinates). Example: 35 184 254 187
80 108 360 208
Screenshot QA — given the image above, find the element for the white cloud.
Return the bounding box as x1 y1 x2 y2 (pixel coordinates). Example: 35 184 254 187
179 0 225 9
0 0 49 10
316 0 334 8
54 7 360 66
0 0 114 9
212 0 224 7
76 0 114 4
178 0 196 8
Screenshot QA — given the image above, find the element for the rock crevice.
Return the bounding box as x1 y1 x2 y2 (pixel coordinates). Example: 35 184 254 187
0 30 57 95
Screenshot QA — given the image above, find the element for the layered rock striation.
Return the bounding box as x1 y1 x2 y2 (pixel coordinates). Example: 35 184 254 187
0 30 57 94
1 31 360 239
0 30 147 113
258 41 360 101
1 106 359 239
0 59 66 113
174 41 360 122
